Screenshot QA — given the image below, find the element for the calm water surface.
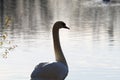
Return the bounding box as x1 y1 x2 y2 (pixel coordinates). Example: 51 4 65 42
0 0 120 80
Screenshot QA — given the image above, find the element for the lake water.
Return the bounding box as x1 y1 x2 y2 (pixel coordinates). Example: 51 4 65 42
0 0 120 80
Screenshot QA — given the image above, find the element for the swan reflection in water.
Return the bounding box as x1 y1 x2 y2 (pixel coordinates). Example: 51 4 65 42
31 21 69 80
103 0 110 3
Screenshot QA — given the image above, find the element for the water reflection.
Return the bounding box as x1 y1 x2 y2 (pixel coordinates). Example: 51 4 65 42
0 0 4 28
0 0 120 80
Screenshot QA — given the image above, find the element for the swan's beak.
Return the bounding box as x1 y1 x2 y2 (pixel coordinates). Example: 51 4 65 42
65 26 70 29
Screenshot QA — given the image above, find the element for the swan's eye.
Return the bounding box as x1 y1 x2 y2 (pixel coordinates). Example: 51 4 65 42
62 23 66 27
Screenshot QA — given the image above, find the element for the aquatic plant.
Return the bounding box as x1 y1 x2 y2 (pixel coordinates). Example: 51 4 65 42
0 16 17 58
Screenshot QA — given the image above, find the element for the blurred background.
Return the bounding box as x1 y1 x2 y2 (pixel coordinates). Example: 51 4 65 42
0 0 120 80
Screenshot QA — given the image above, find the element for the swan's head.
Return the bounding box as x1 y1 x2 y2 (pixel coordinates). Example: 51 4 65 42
54 21 70 29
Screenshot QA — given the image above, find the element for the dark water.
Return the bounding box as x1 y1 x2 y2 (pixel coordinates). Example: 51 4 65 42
0 0 120 80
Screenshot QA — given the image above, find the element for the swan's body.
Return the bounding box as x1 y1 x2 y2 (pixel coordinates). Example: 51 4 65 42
31 21 69 80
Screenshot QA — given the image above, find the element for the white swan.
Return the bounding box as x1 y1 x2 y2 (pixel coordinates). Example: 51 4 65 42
31 21 69 80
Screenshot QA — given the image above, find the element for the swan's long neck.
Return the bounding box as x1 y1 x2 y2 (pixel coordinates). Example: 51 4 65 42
52 26 68 66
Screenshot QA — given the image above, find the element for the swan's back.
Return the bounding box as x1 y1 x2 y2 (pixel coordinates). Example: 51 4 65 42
31 62 68 80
